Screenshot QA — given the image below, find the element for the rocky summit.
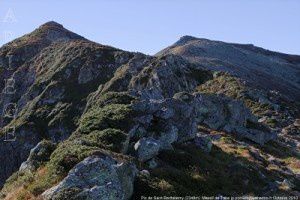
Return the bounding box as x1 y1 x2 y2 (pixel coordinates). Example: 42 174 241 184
157 36 300 101
0 22 299 199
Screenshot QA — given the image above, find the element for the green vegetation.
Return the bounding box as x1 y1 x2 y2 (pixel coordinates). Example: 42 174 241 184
2 26 299 199
81 128 128 153
1 92 136 198
133 143 268 197
197 73 278 127
7 127 129 197
26 93 135 196
79 103 134 134
197 73 245 99
88 91 136 108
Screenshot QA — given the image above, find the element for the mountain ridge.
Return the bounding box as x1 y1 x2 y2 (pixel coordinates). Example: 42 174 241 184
0 22 299 199
164 35 300 60
157 35 300 101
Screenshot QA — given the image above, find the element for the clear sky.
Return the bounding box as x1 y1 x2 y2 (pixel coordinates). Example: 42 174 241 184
0 0 299 55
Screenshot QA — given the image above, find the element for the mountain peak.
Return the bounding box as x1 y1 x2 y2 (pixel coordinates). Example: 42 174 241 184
13 21 85 46
157 35 300 100
0 21 85 72
39 21 64 29
175 35 199 45
34 21 84 41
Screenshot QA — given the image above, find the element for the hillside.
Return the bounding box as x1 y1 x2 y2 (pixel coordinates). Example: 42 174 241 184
157 36 300 101
0 22 299 200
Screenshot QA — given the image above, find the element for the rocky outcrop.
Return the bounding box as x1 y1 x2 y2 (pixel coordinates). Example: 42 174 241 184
0 26 142 188
19 140 56 172
198 72 299 131
131 93 198 144
42 155 137 200
157 36 300 101
129 91 274 162
0 124 42 187
192 92 276 145
0 21 84 106
134 137 161 162
129 54 212 99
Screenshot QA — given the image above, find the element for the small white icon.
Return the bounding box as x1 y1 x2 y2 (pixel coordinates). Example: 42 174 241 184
2 8 17 23
3 78 16 94
3 103 17 119
7 55 15 70
2 31 14 44
3 126 16 142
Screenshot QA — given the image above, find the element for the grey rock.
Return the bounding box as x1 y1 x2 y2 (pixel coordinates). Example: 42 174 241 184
262 182 279 195
258 116 268 123
158 125 178 150
249 149 265 162
193 92 276 145
19 140 56 172
235 127 276 145
282 179 295 189
194 133 213 153
134 137 161 162
129 55 212 100
294 119 300 127
131 91 275 149
133 115 153 128
154 107 175 119
140 170 151 177
131 94 198 144
42 155 137 200
128 125 147 138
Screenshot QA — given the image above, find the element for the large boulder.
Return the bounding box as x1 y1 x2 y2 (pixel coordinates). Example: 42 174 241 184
42 155 137 200
19 140 56 172
193 92 276 145
134 137 161 162
158 125 178 150
131 94 198 143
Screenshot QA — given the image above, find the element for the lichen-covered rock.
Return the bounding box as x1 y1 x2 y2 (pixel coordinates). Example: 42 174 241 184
158 125 178 150
131 95 198 143
193 92 276 145
19 140 56 172
134 137 161 162
129 54 212 100
42 155 137 200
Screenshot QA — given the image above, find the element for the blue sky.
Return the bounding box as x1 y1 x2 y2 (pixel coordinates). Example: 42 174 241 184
0 0 299 55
